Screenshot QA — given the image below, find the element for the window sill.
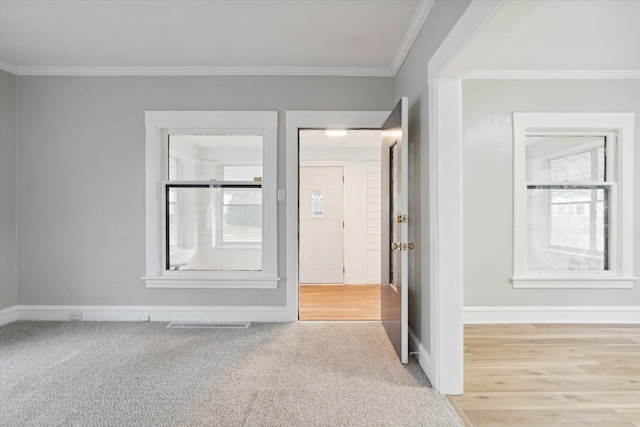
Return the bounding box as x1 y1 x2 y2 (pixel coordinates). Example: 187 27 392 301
510 276 637 289
143 276 280 289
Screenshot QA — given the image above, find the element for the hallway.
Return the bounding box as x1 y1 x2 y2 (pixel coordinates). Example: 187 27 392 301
299 284 381 320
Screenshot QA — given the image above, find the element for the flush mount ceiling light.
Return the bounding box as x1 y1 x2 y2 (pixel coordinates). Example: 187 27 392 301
325 130 347 137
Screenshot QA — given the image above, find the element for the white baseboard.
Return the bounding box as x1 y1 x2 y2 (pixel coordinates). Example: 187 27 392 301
408 327 435 384
0 306 18 326
464 306 640 324
6 305 290 323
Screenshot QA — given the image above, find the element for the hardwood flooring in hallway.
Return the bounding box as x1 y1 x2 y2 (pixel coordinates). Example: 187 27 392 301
299 284 381 321
449 323 640 426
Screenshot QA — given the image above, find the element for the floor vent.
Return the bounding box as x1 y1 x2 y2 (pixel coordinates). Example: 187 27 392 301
166 321 251 329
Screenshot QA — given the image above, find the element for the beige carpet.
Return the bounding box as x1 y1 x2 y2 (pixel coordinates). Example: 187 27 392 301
0 321 463 426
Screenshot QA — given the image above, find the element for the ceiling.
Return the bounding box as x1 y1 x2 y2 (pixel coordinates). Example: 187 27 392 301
0 0 426 76
1 0 638 78
300 129 381 150
472 0 640 75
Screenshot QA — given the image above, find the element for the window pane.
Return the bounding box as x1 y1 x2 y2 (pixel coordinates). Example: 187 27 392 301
223 205 262 243
525 136 605 182
597 147 605 181
168 202 178 246
169 157 179 181
527 187 608 271
167 187 261 271
550 152 592 182
168 135 262 181
223 188 262 205
223 165 263 182
550 203 591 250
223 188 262 243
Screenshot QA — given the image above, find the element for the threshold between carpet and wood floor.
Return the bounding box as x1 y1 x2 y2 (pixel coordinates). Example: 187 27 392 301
0 320 462 427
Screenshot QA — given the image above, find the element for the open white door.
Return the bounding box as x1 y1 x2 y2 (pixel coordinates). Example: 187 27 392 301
381 98 409 364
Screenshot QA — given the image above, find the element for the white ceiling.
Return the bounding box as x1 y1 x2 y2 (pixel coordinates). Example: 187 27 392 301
2 0 638 78
474 0 640 74
0 0 426 76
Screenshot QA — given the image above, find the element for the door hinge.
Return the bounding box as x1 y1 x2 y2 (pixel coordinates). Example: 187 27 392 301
343 267 345 273
343 221 345 228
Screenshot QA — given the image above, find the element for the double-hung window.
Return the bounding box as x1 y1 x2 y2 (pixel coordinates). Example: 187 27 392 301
512 113 635 288
144 111 279 288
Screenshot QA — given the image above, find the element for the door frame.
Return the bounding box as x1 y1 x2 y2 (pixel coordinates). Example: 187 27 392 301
285 111 389 323
424 0 544 394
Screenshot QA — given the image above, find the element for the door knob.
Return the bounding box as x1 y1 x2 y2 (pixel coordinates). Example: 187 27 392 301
407 242 415 250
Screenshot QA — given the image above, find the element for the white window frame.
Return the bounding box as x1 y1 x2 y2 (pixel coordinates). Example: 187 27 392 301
512 113 636 289
143 111 279 289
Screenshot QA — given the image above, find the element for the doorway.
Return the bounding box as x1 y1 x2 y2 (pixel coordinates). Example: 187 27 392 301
298 129 382 320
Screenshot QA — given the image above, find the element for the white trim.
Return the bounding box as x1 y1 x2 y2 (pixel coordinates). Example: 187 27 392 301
391 0 436 75
0 306 18 326
464 306 640 324
0 60 17 75
143 276 280 289
408 327 435 383
13 305 289 323
285 111 390 322
9 66 394 78
511 276 637 289
144 111 279 288
426 0 536 395
428 78 465 395
465 69 640 80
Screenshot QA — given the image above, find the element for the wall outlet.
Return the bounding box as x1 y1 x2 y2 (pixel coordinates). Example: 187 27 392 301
68 311 82 321
141 314 151 322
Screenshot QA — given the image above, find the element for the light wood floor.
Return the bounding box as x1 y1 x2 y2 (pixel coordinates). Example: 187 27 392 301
299 284 381 320
449 324 640 427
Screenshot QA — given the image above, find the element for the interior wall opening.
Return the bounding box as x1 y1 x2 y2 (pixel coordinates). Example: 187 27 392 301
298 129 382 321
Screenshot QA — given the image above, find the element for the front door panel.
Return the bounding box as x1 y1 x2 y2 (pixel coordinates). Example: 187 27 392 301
299 166 345 284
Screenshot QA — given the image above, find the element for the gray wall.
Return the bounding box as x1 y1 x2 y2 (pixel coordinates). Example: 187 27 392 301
393 0 472 351
16 75 394 306
0 70 18 310
462 79 640 307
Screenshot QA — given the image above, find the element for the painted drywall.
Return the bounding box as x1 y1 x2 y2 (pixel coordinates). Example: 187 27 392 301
462 79 640 307
393 0 472 353
0 70 18 310
16 75 393 306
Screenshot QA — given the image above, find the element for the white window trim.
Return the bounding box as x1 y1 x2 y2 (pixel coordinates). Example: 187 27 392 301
512 112 636 289
143 111 279 289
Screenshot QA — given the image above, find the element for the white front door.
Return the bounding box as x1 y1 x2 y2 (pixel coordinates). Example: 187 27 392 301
299 166 345 284
381 98 409 363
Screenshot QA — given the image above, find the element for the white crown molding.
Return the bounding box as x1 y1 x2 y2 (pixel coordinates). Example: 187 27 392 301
7 304 289 323
391 0 436 75
9 66 394 78
465 69 640 80
464 306 640 324
0 60 18 75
